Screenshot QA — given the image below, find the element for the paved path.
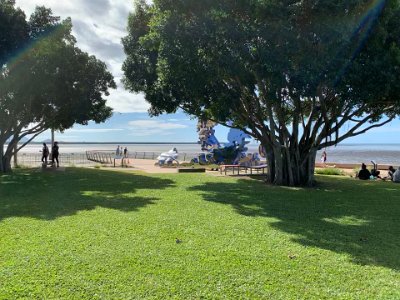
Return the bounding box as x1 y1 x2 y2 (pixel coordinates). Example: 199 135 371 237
126 159 178 174
41 166 67 172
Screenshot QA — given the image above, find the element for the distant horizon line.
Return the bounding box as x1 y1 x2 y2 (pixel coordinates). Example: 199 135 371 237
33 141 201 145
12 141 400 146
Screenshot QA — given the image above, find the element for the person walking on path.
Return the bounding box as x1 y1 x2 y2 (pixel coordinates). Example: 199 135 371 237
123 147 128 158
52 142 60 168
41 143 49 165
120 147 128 167
116 145 121 157
321 150 327 164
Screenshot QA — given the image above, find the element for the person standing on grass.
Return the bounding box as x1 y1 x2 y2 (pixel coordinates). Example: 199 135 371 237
52 142 59 168
41 143 49 165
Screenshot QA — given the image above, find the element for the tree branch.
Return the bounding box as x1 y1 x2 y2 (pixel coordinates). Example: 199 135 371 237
319 117 394 149
17 129 47 152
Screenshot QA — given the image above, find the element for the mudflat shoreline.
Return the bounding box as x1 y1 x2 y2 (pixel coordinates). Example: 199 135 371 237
315 162 398 170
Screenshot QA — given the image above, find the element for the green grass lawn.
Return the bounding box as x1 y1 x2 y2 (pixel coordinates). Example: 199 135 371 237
0 168 399 299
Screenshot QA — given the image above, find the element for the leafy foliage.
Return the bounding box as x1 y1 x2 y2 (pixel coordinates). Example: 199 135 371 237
0 3 116 172
0 0 28 66
123 0 400 186
315 168 345 176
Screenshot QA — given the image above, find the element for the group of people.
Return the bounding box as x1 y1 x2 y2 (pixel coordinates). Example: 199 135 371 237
358 163 400 182
41 142 59 167
116 145 128 158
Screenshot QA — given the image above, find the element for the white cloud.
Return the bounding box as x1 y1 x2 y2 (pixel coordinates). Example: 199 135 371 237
67 128 124 133
128 120 188 136
16 0 147 113
167 118 192 122
128 120 187 129
108 89 150 113
128 130 175 137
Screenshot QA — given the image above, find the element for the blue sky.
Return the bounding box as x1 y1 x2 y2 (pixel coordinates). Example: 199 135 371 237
32 113 400 144
35 112 225 143
16 0 400 144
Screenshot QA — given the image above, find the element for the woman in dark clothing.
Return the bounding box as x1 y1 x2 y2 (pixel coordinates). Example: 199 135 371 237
52 142 59 167
358 163 371 180
41 143 49 164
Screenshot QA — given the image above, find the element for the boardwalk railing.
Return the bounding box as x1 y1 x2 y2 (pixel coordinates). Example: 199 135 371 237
85 151 269 165
129 151 199 161
14 151 267 168
12 153 95 167
85 150 208 165
12 151 202 168
86 151 115 164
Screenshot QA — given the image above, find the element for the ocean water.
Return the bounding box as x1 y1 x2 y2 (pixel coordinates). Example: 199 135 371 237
13 143 400 165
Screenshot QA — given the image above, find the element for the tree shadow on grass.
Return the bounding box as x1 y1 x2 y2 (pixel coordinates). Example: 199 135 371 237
0 168 175 221
189 176 400 271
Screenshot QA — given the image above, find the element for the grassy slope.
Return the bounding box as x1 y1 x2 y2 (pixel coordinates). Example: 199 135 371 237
0 169 399 299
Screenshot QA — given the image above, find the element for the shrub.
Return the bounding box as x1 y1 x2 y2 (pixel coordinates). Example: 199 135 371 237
315 168 344 176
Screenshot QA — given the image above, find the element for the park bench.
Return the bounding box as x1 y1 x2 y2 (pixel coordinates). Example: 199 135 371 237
219 164 243 175
247 164 268 175
219 164 268 175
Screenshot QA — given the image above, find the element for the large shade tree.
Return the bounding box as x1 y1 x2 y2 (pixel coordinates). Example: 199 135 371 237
0 0 27 66
123 0 400 186
0 2 116 172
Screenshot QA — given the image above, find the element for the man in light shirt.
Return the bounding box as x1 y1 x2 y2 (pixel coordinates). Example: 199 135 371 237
393 167 400 183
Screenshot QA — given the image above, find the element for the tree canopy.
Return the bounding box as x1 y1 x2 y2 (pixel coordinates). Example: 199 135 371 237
0 0 27 66
123 0 400 186
0 2 116 172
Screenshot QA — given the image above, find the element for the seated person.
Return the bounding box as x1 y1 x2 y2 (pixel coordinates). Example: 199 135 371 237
393 167 400 183
387 166 396 181
358 163 371 180
371 168 381 179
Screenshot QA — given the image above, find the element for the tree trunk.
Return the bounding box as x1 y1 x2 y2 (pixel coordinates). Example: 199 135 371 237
13 143 18 168
0 139 14 173
300 149 317 187
265 147 276 183
0 148 12 173
49 129 55 161
263 143 317 187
